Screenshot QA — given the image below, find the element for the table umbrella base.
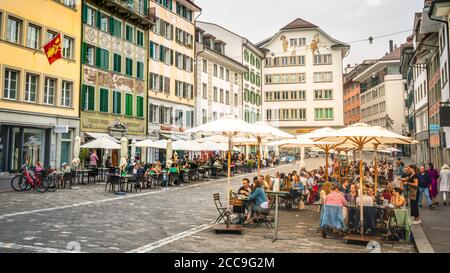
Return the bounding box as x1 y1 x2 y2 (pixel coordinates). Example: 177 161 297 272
213 224 243 235
343 234 381 245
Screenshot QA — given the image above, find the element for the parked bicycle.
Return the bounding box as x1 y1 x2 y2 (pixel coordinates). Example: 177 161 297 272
10 165 52 193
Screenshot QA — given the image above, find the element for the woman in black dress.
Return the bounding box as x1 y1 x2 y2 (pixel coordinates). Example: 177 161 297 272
403 165 420 224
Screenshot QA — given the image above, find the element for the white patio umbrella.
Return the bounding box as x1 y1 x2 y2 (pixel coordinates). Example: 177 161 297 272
187 115 265 212
172 140 202 151
72 136 81 168
166 140 173 168
130 139 136 164
120 136 128 162
135 139 155 148
311 123 413 236
81 137 121 149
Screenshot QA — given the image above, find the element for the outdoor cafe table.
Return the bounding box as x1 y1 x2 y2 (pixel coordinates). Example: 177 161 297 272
98 167 110 182
75 169 91 184
265 191 290 242
119 174 135 192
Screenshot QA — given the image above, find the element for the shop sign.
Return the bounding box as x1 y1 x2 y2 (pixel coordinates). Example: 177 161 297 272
54 125 69 133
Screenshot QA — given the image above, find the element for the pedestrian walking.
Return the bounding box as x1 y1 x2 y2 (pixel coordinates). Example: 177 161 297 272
439 164 450 206
402 165 421 224
427 163 439 206
417 165 435 210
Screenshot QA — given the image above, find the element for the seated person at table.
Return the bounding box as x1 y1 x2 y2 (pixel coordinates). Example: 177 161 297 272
238 178 252 197
324 183 348 222
262 175 271 191
244 180 269 224
390 187 406 208
381 183 393 202
345 183 358 207
61 162 71 173
339 179 350 194
281 177 292 191
356 187 374 207
35 162 44 174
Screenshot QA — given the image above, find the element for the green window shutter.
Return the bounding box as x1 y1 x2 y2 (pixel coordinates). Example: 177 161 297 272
114 54 121 73
81 42 87 64
170 49 174 65
144 0 148 15
137 96 143 117
81 85 87 110
110 17 115 35
100 88 109 112
125 94 133 116
82 4 88 23
95 47 101 68
88 86 95 111
149 42 154 58
96 11 101 28
113 91 121 114
137 62 143 80
126 58 133 76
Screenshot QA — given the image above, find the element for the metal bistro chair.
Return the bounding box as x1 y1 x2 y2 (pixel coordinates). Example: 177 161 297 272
61 172 74 189
105 175 121 192
254 202 274 229
213 193 230 224
87 168 99 183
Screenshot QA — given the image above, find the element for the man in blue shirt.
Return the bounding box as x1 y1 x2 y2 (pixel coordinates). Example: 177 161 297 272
417 165 435 209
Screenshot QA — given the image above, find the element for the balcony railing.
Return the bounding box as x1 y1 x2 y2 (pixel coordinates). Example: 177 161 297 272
100 0 155 28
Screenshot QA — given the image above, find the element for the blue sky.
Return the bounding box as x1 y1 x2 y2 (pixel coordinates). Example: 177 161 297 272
194 0 423 66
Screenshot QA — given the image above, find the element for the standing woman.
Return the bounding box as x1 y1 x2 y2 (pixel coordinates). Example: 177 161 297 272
439 164 450 206
427 163 440 206
403 165 420 224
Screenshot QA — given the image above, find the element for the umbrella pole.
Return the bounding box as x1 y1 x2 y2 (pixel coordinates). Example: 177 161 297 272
337 149 341 184
374 144 379 194
359 142 364 236
325 146 329 182
227 137 232 227
257 137 261 177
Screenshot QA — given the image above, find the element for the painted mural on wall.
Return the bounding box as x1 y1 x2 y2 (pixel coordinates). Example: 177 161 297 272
82 114 146 136
276 32 325 56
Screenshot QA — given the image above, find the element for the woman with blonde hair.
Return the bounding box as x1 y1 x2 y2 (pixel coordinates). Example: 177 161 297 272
318 182 332 212
263 174 272 191
439 164 450 206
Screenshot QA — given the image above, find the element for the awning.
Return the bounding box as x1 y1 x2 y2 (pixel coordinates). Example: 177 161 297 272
84 132 120 143
161 133 189 141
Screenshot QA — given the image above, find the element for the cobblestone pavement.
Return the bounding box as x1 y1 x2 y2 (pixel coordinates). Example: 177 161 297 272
0 156 416 253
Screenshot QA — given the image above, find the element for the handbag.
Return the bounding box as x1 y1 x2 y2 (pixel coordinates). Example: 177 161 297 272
408 186 417 201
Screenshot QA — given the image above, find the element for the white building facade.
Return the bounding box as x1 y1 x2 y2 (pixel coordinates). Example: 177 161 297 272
355 46 407 135
196 21 264 123
257 18 349 134
194 28 247 125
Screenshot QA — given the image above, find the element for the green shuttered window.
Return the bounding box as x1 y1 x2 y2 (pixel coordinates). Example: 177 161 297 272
96 48 109 70
125 93 133 116
136 96 144 117
99 88 109 112
137 61 144 80
125 58 133 76
113 91 121 114
81 85 95 111
113 53 122 73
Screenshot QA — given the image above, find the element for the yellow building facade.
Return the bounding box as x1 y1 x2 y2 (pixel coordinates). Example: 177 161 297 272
0 0 81 173
147 0 200 147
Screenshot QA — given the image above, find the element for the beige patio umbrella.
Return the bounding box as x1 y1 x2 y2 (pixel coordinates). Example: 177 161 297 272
302 128 339 182
311 123 413 236
252 122 294 176
72 136 81 168
187 115 265 213
269 136 335 171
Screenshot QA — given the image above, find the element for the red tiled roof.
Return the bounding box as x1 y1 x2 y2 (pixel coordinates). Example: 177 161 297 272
281 18 317 30
380 45 402 61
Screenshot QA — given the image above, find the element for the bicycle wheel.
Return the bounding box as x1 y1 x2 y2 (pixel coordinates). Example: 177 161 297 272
11 175 27 191
35 178 48 193
46 176 58 192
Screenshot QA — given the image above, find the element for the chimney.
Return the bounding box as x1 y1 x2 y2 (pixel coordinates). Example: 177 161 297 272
389 40 394 53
